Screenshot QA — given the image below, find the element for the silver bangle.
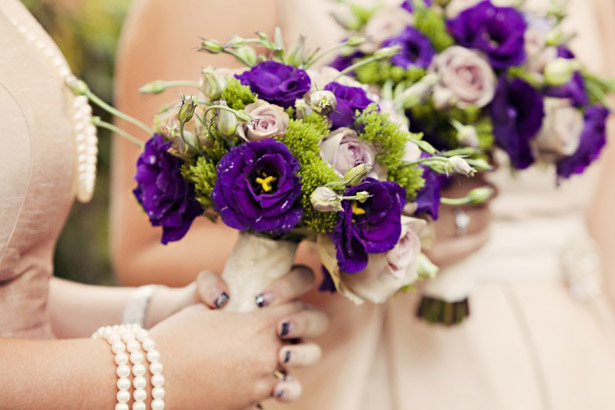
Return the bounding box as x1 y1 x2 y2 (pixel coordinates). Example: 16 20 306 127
122 285 161 327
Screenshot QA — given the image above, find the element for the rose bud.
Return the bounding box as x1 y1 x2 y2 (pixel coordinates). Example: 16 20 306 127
178 95 197 123
310 90 337 115
448 156 476 177
544 58 580 86
311 187 343 212
344 163 373 186
200 66 225 100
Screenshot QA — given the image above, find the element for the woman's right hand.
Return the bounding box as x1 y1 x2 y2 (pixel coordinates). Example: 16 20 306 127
150 267 328 410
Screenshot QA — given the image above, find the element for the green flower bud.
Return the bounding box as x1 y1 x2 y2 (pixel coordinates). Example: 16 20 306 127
417 253 438 279
139 80 167 94
345 36 366 47
235 109 252 123
544 58 580 86
310 90 337 115
448 156 476 177
200 39 223 54
178 95 197 123
450 119 479 148
311 187 343 212
467 186 494 204
236 46 257 67
466 159 492 172
200 67 225 100
167 126 199 160
344 163 373 186
374 46 401 60
217 103 239 139
354 191 371 203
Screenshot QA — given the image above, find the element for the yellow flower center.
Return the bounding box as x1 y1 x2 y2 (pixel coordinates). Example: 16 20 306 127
255 173 277 193
352 201 366 216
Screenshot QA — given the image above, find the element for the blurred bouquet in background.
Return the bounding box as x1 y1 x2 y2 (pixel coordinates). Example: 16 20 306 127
331 0 613 181
70 29 489 311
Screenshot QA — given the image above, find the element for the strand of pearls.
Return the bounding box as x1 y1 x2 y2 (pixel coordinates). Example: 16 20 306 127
93 325 165 410
6 14 98 203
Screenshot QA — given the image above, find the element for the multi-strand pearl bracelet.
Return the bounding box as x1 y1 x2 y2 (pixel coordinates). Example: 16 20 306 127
92 324 165 410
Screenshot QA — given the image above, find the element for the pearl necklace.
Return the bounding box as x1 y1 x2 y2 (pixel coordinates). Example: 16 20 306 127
6 13 98 203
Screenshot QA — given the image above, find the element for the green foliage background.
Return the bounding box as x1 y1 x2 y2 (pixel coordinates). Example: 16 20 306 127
24 0 132 285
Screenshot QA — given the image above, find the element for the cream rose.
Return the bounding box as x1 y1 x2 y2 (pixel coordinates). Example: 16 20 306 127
339 216 426 304
238 100 289 141
319 127 376 176
361 8 413 53
534 98 584 161
430 46 496 109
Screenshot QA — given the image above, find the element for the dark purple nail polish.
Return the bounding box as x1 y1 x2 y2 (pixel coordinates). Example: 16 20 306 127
255 293 272 308
283 350 291 363
214 292 229 308
280 321 290 337
275 389 285 398
256 405 263 409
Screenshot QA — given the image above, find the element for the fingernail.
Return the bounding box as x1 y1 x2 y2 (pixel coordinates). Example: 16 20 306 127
256 405 263 409
255 292 272 308
280 321 291 337
275 389 285 398
283 350 291 364
214 292 229 308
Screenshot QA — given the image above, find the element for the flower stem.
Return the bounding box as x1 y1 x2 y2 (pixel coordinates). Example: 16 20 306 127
83 87 154 136
92 117 145 149
333 46 400 82
304 38 362 69
440 197 471 206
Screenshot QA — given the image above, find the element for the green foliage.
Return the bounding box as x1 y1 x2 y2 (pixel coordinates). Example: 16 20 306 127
220 78 256 110
181 157 218 220
413 6 454 52
355 104 409 168
355 61 426 86
282 114 340 233
388 162 425 201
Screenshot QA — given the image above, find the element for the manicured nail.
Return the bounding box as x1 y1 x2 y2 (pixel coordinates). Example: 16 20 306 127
214 292 229 308
275 389 285 398
283 350 291 364
256 405 263 409
280 321 291 337
255 292 272 308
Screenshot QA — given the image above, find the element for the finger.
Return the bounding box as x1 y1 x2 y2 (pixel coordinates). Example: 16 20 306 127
279 343 322 368
255 265 314 308
272 376 302 402
277 309 329 339
260 301 304 321
195 270 230 309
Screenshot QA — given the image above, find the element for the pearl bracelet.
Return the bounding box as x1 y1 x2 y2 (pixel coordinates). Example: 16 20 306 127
92 324 165 410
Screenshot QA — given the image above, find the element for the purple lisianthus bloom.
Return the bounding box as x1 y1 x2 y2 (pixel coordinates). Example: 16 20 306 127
414 164 448 219
381 27 435 68
325 82 374 129
329 50 365 72
401 0 433 13
447 1 527 69
489 76 544 169
556 46 575 59
212 139 302 235
556 106 609 179
544 71 588 107
319 266 337 293
334 178 406 273
235 61 311 108
133 134 203 244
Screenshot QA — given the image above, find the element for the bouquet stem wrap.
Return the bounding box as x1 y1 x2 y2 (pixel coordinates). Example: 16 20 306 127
222 233 299 312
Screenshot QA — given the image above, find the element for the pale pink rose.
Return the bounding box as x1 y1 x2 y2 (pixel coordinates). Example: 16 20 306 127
238 100 289 141
340 216 426 303
361 8 413 53
430 46 496 109
523 15 557 77
534 98 584 161
320 127 376 176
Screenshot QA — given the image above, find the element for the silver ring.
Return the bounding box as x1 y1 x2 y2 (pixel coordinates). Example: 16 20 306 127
454 209 471 237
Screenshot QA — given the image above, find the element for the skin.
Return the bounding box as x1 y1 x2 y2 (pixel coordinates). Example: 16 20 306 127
2 267 329 409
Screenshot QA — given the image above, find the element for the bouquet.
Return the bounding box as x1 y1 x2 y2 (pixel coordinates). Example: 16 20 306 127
69 29 490 312
331 0 612 180
330 0 613 324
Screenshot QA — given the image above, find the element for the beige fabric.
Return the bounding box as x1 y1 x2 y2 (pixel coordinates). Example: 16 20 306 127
268 0 615 409
0 1 75 338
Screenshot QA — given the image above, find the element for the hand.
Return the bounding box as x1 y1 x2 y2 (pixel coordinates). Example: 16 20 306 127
425 175 494 266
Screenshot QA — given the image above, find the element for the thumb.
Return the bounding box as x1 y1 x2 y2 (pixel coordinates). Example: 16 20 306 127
195 270 230 309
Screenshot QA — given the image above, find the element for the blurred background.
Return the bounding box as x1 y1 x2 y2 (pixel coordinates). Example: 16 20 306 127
24 0 132 285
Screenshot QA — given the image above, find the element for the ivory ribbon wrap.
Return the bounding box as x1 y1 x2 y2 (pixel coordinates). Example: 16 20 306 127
222 233 298 312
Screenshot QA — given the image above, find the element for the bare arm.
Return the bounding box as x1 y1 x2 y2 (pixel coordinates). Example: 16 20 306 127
111 0 278 286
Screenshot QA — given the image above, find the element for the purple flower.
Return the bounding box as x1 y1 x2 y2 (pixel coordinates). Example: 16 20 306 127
381 27 435 68
329 50 365 72
334 178 406 273
235 61 311 108
401 0 432 12
447 1 527 69
557 46 575 59
133 134 203 244
324 82 375 129
556 106 609 179
415 165 447 219
212 139 302 235
544 71 588 107
489 76 544 169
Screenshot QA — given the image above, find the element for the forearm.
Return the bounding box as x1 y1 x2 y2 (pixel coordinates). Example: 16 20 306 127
0 338 116 410
48 278 133 338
